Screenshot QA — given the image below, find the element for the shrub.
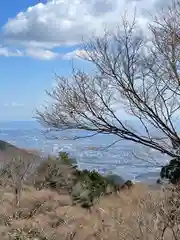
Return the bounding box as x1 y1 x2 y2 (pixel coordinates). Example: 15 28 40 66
33 153 77 194
58 152 77 166
33 155 111 207
33 152 131 208
71 170 118 208
160 157 180 184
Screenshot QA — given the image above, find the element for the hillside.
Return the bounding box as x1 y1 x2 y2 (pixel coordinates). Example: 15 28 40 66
0 180 176 240
0 140 178 239
0 140 42 163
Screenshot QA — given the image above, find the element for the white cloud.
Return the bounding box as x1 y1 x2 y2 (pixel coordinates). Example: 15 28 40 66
0 46 23 57
63 49 90 60
0 44 60 60
25 48 60 60
2 0 166 49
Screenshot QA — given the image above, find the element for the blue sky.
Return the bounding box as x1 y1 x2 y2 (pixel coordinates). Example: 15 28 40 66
0 0 165 121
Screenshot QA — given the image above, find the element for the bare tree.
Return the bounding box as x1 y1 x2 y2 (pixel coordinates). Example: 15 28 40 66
0 155 36 218
37 0 180 159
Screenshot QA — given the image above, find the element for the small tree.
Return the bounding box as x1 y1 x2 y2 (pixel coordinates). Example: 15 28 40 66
37 0 180 181
0 155 36 217
33 153 77 194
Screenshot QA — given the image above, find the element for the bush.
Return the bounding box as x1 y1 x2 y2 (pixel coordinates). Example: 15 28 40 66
33 155 112 207
33 153 77 194
58 151 77 166
33 151 132 208
71 170 118 208
160 157 180 184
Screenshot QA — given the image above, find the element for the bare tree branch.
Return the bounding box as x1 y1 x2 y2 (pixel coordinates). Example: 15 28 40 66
37 0 180 159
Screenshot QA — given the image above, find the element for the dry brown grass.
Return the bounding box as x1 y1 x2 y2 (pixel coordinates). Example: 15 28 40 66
0 182 178 240
0 141 179 239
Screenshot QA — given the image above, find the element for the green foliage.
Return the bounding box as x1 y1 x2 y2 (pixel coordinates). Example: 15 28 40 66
59 152 69 163
58 151 77 166
124 180 133 188
160 157 180 184
32 151 131 208
71 169 116 208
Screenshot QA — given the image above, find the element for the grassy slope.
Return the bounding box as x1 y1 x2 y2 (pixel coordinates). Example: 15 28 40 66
0 140 174 239
0 182 172 240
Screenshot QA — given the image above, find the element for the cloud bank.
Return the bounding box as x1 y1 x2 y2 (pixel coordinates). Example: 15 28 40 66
1 0 169 60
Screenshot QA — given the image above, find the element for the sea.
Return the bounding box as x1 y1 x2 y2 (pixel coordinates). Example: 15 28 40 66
0 121 171 184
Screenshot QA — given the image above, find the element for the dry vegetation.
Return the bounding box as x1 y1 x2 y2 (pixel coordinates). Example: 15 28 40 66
0 181 179 240
0 141 180 240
